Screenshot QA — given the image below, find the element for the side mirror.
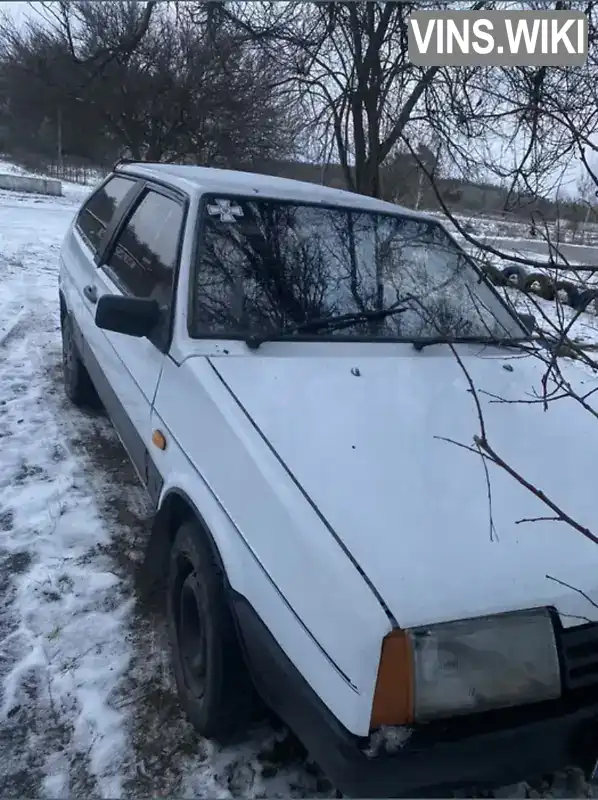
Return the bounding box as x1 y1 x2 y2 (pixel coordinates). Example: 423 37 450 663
95 294 160 338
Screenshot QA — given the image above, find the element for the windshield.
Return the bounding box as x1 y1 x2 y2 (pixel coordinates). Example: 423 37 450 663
190 195 524 342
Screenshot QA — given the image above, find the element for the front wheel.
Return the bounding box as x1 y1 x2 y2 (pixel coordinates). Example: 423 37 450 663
167 520 258 742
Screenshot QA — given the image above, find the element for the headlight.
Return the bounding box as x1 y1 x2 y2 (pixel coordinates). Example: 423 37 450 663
370 608 561 730
410 607 561 722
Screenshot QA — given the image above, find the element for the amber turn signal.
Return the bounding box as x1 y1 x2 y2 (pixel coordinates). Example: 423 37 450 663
152 429 167 450
370 628 414 729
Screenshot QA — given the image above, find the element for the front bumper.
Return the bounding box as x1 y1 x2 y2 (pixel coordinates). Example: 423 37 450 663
326 698 598 797
232 592 598 798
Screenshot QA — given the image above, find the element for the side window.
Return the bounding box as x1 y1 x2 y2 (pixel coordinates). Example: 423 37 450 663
104 190 184 314
75 175 136 255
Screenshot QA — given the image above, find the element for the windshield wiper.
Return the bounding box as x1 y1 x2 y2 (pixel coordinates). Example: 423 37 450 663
245 302 410 349
412 336 527 352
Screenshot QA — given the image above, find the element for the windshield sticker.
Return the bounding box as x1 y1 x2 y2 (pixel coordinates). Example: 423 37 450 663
207 198 244 223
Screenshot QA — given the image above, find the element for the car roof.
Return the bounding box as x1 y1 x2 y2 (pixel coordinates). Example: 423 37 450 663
115 162 432 220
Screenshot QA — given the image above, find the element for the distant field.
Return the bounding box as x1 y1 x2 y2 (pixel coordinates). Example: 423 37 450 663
431 209 598 248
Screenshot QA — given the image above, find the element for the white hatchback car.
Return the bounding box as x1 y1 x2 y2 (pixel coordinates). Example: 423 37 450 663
59 161 598 797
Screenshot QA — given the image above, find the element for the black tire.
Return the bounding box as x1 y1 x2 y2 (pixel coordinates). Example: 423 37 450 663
501 265 527 289
61 313 99 408
554 280 579 308
523 272 555 301
480 262 506 286
167 520 258 743
575 288 598 312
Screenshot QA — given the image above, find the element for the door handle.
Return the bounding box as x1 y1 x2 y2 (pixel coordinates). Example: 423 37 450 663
83 285 98 304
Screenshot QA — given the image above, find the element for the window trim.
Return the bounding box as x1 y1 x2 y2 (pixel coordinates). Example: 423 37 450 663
95 178 145 265
97 179 190 354
187 193 527 343
74 173 141 262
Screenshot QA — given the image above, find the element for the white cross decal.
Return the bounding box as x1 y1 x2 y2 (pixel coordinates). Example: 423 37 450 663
206 198 244 223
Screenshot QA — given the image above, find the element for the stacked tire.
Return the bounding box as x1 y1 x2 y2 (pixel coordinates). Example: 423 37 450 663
479 261 598 313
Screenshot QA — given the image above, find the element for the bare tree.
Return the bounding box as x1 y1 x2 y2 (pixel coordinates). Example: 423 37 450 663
387 8 598 552
32 0 158 78
209 0 492 199
0 1 299 168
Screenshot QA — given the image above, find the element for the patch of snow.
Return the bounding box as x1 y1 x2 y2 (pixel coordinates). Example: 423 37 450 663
434 209 598 248
472 236 598 344
501 286 598 346
362 725 413 758
0 157 99 204
0 157 32 176
41 751 70 798
0 193 133 795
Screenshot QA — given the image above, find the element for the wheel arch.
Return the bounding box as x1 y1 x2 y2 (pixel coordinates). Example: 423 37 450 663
142 487 228 594
142 486 265 704
141 484 381 736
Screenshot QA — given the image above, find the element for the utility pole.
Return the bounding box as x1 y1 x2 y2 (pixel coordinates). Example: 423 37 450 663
57 106 63 174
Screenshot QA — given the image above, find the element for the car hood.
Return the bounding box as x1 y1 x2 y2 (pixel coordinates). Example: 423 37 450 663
209 344 598 629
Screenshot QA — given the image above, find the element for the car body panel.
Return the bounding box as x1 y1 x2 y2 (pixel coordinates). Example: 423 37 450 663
114 162 431 221
151 354 391 734
209 344 598 630
89 261 166 475
60 217 102 355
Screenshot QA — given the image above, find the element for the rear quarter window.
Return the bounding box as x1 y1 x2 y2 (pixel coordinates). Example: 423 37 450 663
75 175 136 255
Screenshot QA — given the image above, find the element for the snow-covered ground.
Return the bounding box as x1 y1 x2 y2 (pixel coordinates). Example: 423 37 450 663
1 180 598 798
436 209 598 247
501 285 598 347
466 243 598 338
462 239 598 294
471 244 598 347
0 187 331 798
0 157 104 202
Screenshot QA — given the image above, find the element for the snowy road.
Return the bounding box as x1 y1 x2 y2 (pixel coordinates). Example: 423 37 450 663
474 237 598 267
0 189 329 799
0 185 597 798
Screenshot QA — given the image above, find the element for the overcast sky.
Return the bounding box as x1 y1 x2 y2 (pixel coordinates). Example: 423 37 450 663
0 1 28 24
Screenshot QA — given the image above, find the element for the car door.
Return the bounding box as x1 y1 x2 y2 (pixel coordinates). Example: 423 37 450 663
63 174 141 365
88 184 187 482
